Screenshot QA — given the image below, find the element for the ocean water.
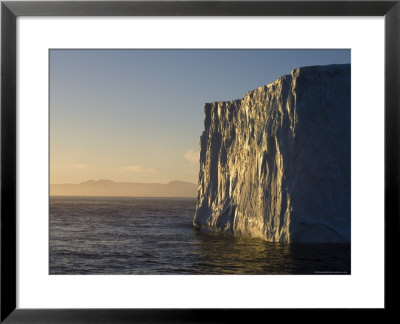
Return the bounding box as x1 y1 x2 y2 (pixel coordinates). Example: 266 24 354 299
50 197 350 275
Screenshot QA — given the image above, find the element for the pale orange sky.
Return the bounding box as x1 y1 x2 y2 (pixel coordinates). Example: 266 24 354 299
50 49 350 184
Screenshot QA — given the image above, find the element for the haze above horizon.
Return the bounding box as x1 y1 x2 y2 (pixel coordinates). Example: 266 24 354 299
50 49 350 185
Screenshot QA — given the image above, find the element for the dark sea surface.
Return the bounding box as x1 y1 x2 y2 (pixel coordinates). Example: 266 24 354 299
50 196 350 275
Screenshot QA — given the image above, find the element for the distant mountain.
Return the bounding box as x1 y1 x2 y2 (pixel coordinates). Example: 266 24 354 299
50 180 197 197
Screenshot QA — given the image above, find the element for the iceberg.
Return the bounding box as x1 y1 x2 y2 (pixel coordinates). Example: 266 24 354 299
193 64 351 243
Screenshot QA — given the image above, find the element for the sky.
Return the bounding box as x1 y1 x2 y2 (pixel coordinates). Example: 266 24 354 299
50 49 350 184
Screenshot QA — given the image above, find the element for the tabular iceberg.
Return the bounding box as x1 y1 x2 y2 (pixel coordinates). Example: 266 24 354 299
193 64 350 243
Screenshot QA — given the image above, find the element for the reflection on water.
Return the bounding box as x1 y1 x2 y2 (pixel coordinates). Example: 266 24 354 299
50 197 350 275
192 230 349 274
192 231 289 274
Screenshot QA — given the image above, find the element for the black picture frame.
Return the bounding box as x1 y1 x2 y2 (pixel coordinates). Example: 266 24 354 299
1 0 399 322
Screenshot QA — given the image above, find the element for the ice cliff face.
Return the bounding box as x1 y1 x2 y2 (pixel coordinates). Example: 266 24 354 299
193 64 350 243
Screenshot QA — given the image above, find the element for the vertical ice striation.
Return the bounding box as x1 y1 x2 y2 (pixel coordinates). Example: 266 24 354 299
193 64 350 243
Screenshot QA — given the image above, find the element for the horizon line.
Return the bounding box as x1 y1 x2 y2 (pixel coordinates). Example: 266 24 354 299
50 179 197 185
